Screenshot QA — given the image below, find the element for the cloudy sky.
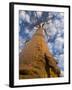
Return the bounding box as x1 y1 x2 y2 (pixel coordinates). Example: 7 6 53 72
19 10 64 76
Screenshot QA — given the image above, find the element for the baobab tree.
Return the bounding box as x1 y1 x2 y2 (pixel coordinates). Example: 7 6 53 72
19 23 61 79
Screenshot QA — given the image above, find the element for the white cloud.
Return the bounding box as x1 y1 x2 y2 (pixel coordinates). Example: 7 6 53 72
58 54 64 71
19 11 30 23
43 20 58 38
29 28 36 38
47 42 53 54
48 12 54 19
19 11 26 20
19 19 22 24
47 24 57 37
36 11 43 17
25 13 30 23
54 19 64 30
19 36 26 53
54 19 61 28
57 12 64 19
54 37 64 52
25 28 30 34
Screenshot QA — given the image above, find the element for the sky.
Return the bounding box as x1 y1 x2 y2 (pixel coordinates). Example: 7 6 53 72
19 10 64 76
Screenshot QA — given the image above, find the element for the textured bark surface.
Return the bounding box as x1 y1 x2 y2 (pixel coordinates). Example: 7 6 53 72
19 26 61 79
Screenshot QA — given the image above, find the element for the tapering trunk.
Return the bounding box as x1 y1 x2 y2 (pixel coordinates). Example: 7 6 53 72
19 25 60 79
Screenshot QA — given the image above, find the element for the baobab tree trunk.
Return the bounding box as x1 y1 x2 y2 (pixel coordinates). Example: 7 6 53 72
19 24 61 79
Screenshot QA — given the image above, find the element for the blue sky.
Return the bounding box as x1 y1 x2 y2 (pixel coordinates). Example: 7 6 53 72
19 10 64 76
